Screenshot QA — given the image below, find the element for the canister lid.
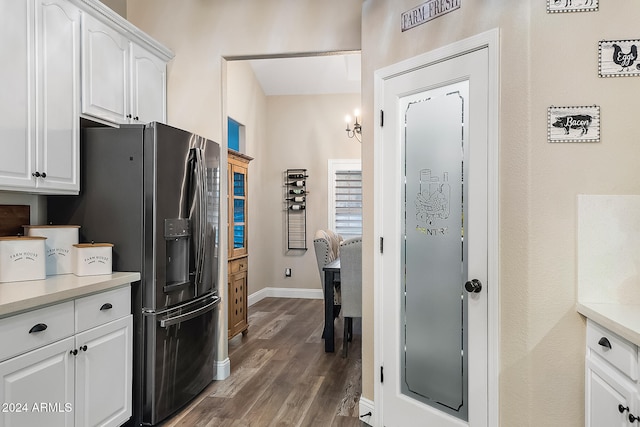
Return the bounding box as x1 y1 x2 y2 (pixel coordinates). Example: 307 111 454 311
73 243 114 248
23 225 81 228
0 236 47 241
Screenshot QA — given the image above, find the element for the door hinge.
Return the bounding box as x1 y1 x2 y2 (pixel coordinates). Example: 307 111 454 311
380 366 384 383
379 237 384 254
380 110 384 127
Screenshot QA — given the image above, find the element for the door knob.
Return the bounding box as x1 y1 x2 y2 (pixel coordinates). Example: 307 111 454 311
464 279 482 293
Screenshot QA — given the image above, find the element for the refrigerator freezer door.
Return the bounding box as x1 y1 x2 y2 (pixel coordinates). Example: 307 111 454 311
142 293 219 425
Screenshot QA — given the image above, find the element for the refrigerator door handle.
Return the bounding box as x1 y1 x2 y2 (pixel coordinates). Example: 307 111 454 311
158 296 220 328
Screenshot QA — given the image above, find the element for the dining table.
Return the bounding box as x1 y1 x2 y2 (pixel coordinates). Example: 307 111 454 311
322 258 340 352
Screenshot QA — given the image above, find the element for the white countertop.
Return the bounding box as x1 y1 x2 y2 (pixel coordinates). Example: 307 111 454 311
0 272 140 318
577 302 640 346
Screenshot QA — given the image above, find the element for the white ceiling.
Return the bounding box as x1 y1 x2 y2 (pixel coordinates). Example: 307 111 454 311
247 53 361 96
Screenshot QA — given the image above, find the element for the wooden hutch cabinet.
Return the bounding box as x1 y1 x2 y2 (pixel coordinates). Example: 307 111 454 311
228 150 252 339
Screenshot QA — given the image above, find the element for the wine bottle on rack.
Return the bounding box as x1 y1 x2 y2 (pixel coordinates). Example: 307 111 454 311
287 173 308 179
289 189 305 195
286 180 305 187
289 205 306 210
285 196 305 202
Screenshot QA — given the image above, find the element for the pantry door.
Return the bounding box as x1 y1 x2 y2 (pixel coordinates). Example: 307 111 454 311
374 31 498 427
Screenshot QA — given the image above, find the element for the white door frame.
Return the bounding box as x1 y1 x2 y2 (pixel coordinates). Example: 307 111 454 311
373 28 499 426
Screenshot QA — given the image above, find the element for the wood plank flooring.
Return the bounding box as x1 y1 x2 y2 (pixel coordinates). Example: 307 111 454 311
159 297 366 427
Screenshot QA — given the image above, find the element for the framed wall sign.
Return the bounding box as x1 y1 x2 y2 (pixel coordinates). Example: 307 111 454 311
599 39 640 77
547 106 600 143
547 0 598 13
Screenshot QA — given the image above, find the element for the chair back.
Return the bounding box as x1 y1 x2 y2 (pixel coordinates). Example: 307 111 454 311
313 230 342 286
339 236 362 318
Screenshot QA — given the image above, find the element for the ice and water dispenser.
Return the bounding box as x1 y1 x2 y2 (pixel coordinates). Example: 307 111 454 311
165 218 191 291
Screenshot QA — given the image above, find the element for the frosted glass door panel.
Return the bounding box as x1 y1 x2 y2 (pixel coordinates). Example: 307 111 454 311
401 80 469 420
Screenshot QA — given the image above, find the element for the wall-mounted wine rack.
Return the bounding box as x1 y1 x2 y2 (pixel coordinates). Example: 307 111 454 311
285 168 307 250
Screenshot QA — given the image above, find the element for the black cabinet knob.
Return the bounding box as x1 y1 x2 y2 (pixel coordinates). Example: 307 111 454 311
134 116 139 121
80 345 87 352
41 172 46 178
70 349 78 356
29 323 47 333
32 171 41 177
100 303 113 311
598 337 612 350
464 279 482 293
619 404 629 414
630 413 640 423
126 114 132 119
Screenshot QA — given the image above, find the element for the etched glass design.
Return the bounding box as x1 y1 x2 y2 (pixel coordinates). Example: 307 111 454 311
401 80 469 421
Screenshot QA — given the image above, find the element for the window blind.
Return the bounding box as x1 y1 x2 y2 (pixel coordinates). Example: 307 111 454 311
334 169 362 238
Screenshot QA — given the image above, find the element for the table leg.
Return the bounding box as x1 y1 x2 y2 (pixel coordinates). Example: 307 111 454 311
323 270 335 352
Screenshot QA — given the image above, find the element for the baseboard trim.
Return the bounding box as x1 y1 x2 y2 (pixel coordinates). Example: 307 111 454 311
248 287 323 306
214 357 230 380
358 396 375 426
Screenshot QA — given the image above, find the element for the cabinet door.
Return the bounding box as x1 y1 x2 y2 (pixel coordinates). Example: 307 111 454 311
81 13 129 124
586 357 638 427
228 160 249 258
0 337 74 427
75 315 132 427
130 42 167 124
228 269 247 338
36 0 80 193
0 0 36 190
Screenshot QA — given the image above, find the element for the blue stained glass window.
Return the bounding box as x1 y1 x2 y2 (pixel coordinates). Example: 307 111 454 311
234 225 244 249
233 172 245 197
228 118 240 151
234 199 245 222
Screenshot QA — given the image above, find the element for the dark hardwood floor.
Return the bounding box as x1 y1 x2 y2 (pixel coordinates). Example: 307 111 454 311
160 297 366 427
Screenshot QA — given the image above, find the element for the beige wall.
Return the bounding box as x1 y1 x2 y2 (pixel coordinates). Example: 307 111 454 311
126 0 362 143
362 0 640 426
260 93 361 293
227 60 360 295
99 0 126 18
127 0 640 425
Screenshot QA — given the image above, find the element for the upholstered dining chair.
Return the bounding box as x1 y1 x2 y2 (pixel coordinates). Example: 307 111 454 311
313 229 343 309
338 236 362 357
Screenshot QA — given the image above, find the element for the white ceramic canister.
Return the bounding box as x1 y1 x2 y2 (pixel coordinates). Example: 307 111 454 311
23 225 80 275
0 236 47 283
72 243 113 276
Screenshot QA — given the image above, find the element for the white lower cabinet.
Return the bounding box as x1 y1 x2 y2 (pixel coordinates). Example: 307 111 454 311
74 316 132 427
586 319 640 426
0 287 132 427
0 337 75 427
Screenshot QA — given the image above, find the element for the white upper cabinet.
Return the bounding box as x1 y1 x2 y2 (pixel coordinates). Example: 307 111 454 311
37 0 81 193
130 43 167 124
0 0 80 194
0 0 172 195
0 0 34 190
81 5 171 126
80 12 129 125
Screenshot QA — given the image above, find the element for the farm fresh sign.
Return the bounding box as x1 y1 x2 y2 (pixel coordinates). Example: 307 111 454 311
401 0 461 32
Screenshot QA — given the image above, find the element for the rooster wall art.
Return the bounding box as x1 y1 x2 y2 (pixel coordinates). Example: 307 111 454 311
599 39 640 77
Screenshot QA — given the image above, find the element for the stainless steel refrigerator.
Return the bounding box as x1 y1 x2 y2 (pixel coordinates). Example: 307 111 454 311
48 122 221 426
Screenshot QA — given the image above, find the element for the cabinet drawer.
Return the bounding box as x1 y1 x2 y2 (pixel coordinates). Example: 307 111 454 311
75 286 131 333
587 319 638 380
229 258 248 274
0 301 74 363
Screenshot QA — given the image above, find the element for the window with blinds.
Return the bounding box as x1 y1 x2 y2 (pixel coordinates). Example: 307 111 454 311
329 160 362 238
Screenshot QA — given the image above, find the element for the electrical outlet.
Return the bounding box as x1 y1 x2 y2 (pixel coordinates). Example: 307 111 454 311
285 268 292 277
